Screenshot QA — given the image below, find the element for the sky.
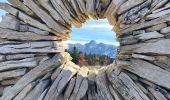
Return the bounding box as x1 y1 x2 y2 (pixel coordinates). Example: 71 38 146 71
0 0 119 46
0 0 8 22
68 19 119 46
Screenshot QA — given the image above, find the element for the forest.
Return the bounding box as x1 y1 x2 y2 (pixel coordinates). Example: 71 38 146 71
67 46 114 67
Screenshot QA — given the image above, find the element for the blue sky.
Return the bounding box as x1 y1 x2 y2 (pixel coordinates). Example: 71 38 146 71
68 19 119 46
0 0 119 46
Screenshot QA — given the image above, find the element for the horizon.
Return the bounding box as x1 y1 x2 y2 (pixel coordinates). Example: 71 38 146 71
66 40 119 46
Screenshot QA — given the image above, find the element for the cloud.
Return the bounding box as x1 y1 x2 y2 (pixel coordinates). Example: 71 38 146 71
83 24 113 29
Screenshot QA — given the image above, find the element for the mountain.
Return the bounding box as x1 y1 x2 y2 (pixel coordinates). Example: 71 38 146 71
68 40 118 58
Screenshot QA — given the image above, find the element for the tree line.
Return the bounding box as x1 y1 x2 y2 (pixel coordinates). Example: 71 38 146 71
66 47 114 67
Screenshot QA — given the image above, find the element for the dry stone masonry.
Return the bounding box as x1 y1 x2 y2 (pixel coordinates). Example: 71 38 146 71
0 0 170 100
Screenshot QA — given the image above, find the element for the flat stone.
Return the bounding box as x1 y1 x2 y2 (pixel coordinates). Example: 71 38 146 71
19 24 49 35
118 0 151 24
0 87 4 96
44 61 79 100
147 9 170 19
51 64 65 80
0 41 67 54
69 67 89 100
0 28 63 41
148 87 167 100
50 0 81 27
0 14 20 30
121 14 170 34
108 71 150 100
118 0 146 14
0 69 27 81
13 82 37 100
95 70 114 100
135 82 148 94
146 23 167 32
1 78 19 86
64 77 76 100
0 2 18 16
124 59 170 90
0 55 5 62
161 26 170 34
23 80 50 100
6 54 34 60
109 86 123 100
0 3 51 32
0 53 67 100
85 0 97 17
132 54 155 61
7 0 35 16
23 0 70 34
119 72 150 100
121 39 170 55
151 0 169 12
135 31 164 41
38 88 49 100
0 58 37 72
153 56 170 72
37 0 67 26
152 2 170 13
18 11 52 32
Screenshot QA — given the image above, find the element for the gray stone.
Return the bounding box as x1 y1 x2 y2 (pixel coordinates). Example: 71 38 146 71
64 77 76 100
44 61 79 100
147 9 170 19
121 14 170 34
0 53 67 100
124 59 170 90
0 69 27 81
0 14 20 30
161 26 170 34
7 0 35 16
132 54 155 61
6 54 34 60
146 23 167 32
108 71 150 100
135 31 164 41
118 0 146 14
23 0 70 34
23 80 50 100
121 39 170 55
148 88 167 100
1 78 19 86
14 82 37 100
0 28 63 41
0 41 67 54
0 58 37 72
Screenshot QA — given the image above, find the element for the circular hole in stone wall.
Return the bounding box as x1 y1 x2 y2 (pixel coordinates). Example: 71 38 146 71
1 0 170 100
67 19 119 68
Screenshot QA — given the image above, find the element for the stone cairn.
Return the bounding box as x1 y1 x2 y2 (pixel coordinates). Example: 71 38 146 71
0 0 170 100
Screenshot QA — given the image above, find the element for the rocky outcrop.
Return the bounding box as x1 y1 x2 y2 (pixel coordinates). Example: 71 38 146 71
0 0 170 100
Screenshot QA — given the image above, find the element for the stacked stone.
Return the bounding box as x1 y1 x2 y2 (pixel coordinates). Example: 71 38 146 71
115 0 170 100
0 0 70 99
0 0 170 100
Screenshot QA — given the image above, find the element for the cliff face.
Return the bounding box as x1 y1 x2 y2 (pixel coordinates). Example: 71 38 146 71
0 0 170 100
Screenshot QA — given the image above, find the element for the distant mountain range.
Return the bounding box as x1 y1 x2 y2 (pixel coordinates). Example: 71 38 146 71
68 40 118 58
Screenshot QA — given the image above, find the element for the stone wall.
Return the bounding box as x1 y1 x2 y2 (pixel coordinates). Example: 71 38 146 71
0 0 170 100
